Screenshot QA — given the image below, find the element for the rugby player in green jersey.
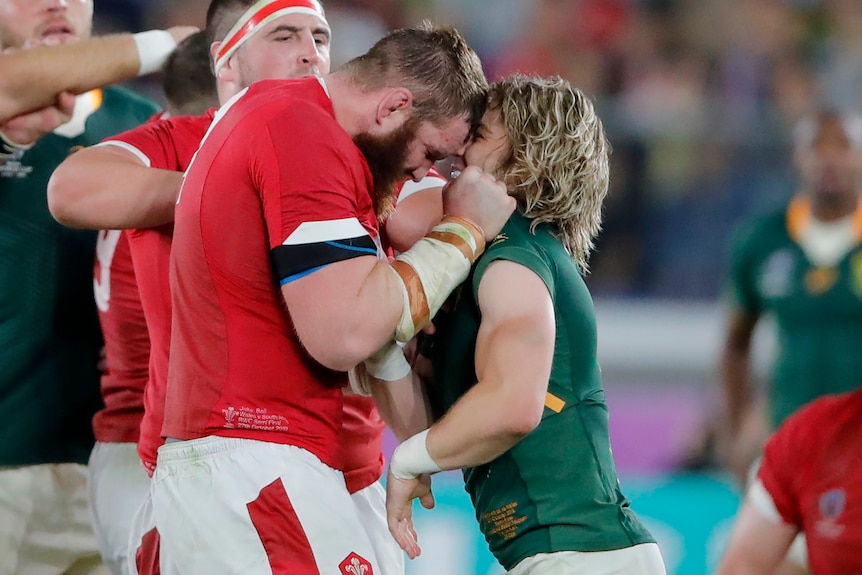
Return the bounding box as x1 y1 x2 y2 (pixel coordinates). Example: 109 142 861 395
720 110 862 467
714 110 862 575
379 75 665 574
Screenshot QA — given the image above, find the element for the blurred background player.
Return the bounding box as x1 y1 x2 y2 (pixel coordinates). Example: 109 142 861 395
715 387 862 575
87 30 216 575
686 108 862 574
719 109 862 466
383 75 663 574
0 0 167 573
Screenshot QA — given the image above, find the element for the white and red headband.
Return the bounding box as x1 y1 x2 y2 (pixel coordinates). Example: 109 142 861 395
214 0 328 73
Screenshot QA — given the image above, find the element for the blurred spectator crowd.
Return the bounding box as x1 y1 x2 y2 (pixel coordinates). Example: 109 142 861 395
97 0 862 299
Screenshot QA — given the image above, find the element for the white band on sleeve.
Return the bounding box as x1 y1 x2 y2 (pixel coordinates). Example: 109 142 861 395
94 141 152 167
389 429 442 480
133 30 178 76
747 478 786 524
397 173 447 204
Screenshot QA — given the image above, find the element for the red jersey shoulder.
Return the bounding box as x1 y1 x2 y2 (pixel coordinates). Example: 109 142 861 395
774 391 859 446
394 166 447 203
105 111 214 171
232 78 335 136
762 390 861 484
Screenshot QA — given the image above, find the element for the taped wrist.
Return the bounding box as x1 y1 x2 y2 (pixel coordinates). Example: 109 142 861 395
389 429 442 480
365 341 411 381
347 363 372 397
389 216 486 342
133 30 178 76
347 341 411 397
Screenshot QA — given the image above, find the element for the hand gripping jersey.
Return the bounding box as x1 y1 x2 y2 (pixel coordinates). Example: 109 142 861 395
166 78 381 473
726 200 862 427
757 388 862 574
431 212 655 570
92 229 150 443
0 86 158 466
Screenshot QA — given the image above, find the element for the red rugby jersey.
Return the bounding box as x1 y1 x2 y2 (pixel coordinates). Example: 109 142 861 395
101 111 214 471
166 78 379 474
758 388 862 574
91 229 149 443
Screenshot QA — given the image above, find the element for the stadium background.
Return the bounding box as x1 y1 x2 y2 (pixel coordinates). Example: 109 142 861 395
90 0 862 572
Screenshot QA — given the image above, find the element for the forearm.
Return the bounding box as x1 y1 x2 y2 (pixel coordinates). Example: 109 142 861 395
0 36 141 120
370 371 432 441
426 381 531 470
714 499 796 575
389 262 554 480
48 149 182 230
721 347 753 433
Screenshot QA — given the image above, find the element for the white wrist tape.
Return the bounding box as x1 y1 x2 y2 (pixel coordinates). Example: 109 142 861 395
365 341 411 381
389 216 486 342
347 364 372 397
389 429 442 480
133 30 178 76
347 341 410 396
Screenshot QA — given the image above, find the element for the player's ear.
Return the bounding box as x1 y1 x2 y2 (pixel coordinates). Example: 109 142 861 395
211 41 236 84
375 88 412 130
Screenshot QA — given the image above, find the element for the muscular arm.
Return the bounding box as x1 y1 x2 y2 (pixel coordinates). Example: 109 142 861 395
714 495 798 575
384 259 555 558
48 145 182 230
368 369 433 441
0 29 195 121
425 259 555 468
282 256 405 371
281 166 515 372
385 185 443 253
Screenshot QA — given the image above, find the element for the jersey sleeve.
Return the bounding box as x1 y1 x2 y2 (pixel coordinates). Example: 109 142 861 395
99 116 206 171
757 398 828 528
724 219 764 315
255 103 378 285
471 221 555 301
395 166 447 205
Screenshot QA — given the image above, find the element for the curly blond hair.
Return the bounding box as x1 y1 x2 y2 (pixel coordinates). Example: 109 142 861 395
488 75 610 271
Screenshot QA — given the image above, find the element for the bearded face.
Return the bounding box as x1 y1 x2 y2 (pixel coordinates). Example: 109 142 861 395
352 116 419 218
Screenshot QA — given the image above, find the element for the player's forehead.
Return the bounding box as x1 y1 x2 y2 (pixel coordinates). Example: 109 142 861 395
415 115 472 157
811 118 852 150
254 10 330 39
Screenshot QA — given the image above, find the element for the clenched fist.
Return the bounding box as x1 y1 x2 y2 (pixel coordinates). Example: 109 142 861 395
443 166 515 242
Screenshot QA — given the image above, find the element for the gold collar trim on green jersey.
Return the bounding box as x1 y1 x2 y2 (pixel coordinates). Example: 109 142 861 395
786 195 862 244
53 89 103 139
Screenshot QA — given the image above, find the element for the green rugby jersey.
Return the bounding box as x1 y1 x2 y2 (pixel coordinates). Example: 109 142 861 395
727 197 862 428
431 212 654 570
0 87 158 466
